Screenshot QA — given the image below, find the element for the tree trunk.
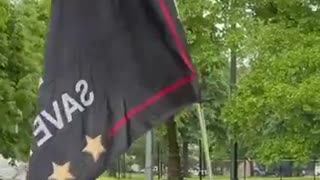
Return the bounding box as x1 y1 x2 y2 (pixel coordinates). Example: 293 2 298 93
108 163 117 177
166 117 183 180
121 155 126 178
249 160 254 176
182 141 190 177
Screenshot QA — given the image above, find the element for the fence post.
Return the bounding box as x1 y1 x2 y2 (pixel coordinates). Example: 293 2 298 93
117 157 121 180
157 142 161 180
199 140 203 180
244 159 246 180
314 159 317 180
279 164 282 180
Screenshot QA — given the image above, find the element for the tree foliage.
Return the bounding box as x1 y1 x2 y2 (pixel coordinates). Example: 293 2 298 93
0 0 48 161
222 0 320 164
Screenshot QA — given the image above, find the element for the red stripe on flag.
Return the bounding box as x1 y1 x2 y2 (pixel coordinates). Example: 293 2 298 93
108 75 195 136
158 0 196 74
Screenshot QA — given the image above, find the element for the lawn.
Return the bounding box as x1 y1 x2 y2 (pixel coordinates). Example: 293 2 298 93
98 175 316 180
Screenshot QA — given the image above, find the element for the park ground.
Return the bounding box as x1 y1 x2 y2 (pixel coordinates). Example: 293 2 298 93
98 175 317 180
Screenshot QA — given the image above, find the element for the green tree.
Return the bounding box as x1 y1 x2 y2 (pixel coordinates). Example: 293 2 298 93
222 0 320 164
0 0 48 161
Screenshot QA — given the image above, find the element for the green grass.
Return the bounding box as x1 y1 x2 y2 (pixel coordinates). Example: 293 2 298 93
98 175 316 180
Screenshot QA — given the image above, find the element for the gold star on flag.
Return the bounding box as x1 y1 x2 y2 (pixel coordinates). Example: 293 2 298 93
82 135 105 162
48 162 74 180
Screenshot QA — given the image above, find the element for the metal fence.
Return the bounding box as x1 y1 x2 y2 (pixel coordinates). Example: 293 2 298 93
106 157 320 179
208 159 319 180
104 140 320 179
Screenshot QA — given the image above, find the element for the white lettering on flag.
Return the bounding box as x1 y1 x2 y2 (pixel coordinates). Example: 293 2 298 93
33 79 95 147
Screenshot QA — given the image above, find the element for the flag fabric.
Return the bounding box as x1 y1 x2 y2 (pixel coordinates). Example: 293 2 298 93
27 0 199 179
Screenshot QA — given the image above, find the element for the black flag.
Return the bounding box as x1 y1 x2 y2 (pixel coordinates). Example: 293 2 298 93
27 0 199 179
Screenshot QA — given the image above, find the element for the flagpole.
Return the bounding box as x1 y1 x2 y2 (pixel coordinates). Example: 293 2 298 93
145 130 154 180
173 0 180 19
196 103 213 180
